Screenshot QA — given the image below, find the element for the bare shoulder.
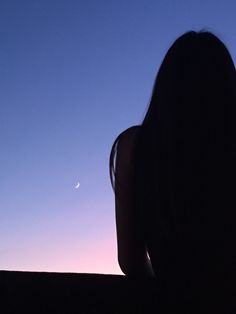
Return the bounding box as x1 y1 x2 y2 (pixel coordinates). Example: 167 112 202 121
116 125 140 160
113 126 140 191
110 125 140 190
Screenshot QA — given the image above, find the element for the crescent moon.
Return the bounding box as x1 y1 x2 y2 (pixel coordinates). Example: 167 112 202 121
75 182 80 189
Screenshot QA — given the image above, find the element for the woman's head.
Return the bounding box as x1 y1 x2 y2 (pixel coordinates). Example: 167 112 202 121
144 31 236 132
141 30 236 186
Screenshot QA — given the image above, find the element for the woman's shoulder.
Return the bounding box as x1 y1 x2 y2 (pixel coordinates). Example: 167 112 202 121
110 125 140 179
114 126 140 171
115 125 140 147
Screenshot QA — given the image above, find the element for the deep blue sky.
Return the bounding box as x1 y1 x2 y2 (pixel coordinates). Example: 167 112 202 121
1 0 236 273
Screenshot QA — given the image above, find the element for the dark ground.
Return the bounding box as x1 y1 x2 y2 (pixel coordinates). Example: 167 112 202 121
1 270 235 313
1 270 160 314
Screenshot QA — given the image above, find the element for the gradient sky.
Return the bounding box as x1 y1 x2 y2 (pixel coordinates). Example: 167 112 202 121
1 0 236 274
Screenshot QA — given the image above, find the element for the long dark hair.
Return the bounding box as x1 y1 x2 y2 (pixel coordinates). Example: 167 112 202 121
110 30 236 276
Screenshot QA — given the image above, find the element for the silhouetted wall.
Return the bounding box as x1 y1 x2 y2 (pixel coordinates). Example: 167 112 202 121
1 270 234 313
1 271 160 313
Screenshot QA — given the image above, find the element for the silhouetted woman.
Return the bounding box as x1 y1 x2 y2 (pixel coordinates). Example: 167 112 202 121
110 31 236 308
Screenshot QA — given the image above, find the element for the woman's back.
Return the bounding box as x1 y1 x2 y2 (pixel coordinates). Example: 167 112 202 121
114 125 236 307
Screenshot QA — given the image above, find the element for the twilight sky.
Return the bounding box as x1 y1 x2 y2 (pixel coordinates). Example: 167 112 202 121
1 0 236 274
